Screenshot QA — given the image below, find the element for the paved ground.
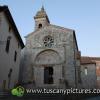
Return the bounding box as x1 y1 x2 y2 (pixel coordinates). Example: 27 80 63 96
83 96 100 100
0 91 100 100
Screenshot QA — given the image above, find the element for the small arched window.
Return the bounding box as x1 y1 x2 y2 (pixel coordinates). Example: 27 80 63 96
38 24 42 28
14 51 17 62
5 36 11 53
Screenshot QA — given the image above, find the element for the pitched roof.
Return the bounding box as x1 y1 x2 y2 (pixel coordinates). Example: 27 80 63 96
90 57 100 61
26 24 74 37
0 5 24 48
25 24 79 51
81 57 96 65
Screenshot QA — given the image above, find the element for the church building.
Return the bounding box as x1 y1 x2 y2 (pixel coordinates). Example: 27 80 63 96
19 6 97 89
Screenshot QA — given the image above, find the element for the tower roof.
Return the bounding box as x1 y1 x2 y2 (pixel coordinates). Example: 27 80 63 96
34 6 50 23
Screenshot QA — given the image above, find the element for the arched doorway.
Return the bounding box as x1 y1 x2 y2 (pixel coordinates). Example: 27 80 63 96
44 66 53 84
35 49 61 65
34 50 61 86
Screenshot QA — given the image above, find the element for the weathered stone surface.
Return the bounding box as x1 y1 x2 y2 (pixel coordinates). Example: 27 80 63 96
19 7 97 89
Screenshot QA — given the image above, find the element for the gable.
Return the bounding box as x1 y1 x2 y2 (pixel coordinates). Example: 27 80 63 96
0 6 24 48
25 24 79 52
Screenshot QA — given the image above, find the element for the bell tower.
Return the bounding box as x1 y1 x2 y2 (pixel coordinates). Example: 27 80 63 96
34 6 50 30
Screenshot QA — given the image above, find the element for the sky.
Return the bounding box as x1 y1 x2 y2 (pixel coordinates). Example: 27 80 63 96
0 0 100 57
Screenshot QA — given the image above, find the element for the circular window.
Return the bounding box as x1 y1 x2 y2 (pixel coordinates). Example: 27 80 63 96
43 35 54 47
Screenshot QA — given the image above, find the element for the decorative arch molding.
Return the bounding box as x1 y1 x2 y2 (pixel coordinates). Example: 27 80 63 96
34 49 61 65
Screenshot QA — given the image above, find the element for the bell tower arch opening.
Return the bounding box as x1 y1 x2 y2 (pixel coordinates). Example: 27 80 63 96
38 23 42 28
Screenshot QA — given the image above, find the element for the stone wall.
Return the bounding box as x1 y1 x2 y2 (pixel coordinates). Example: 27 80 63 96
20 24 79 88
81 64 97 88
0 12 22 90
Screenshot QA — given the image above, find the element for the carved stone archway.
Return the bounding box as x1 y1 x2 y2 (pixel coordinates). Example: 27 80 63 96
34 49 61 65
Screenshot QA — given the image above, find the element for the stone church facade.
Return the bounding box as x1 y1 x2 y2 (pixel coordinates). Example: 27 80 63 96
19 7 97 89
